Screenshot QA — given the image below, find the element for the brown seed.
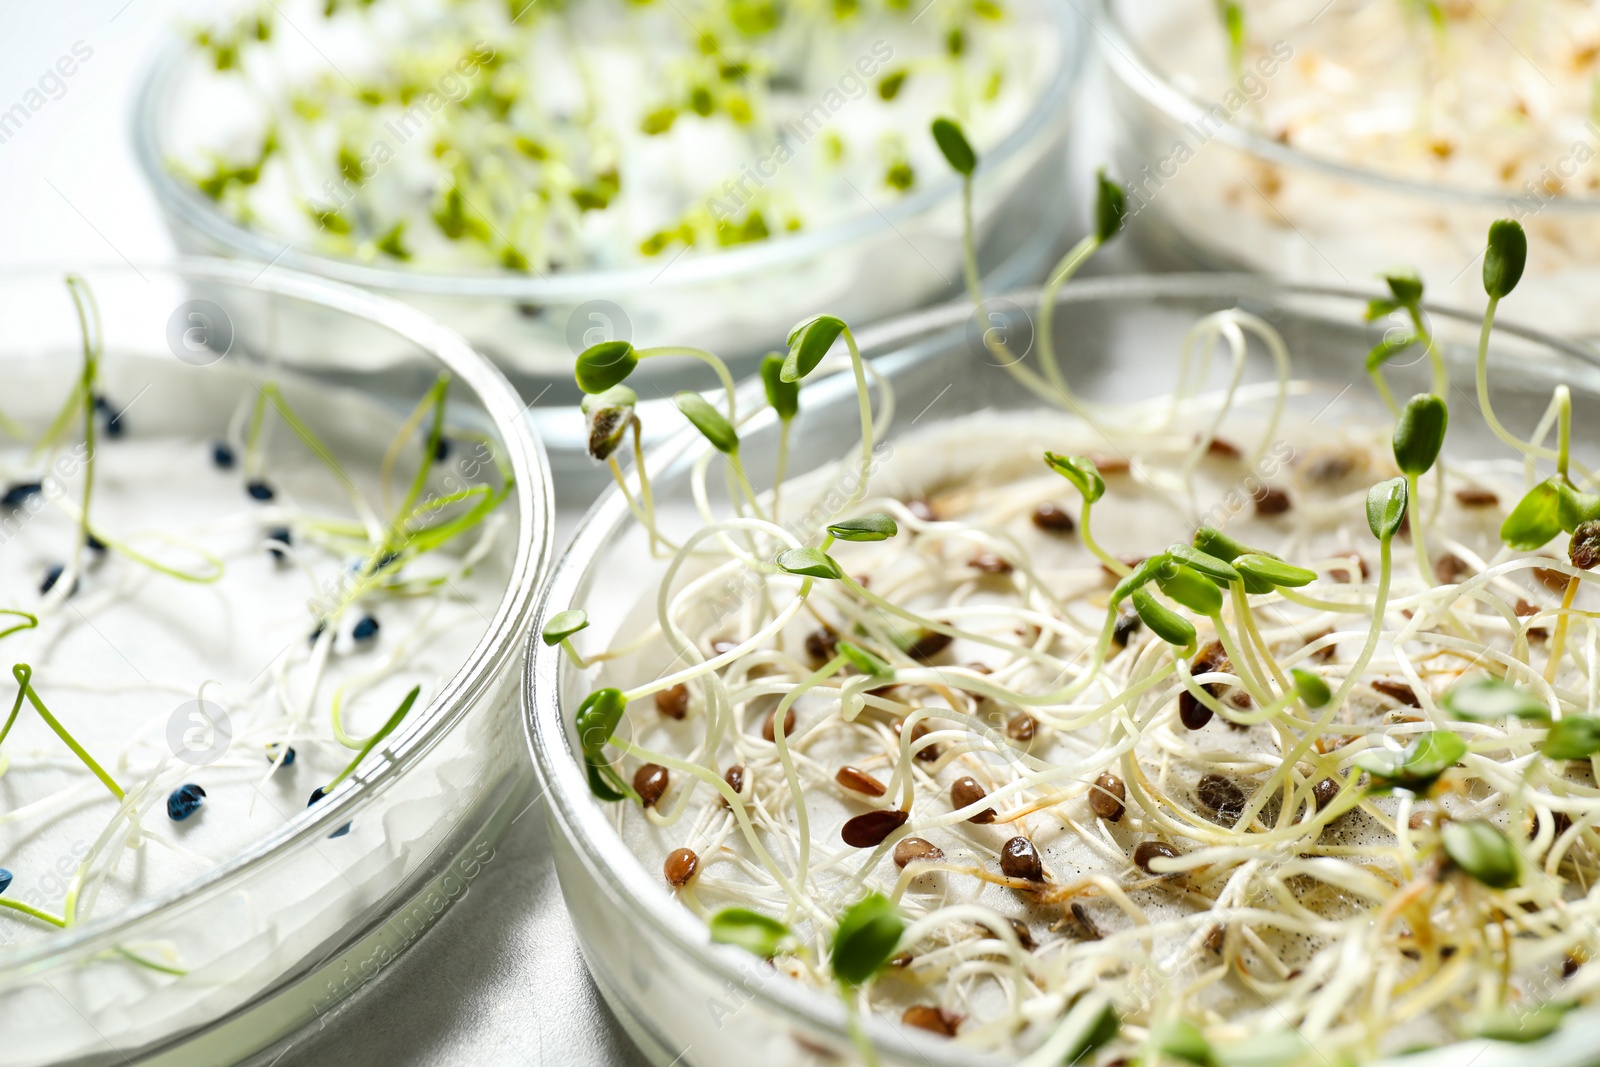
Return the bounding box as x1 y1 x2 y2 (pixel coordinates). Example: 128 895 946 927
1178 690 1213 730
1371 679 1421 707
1134 840 1180 874
1516 597 1542 617
1111 611 1141 649
966 661 993 675
907 630 953 662
763 706 796 742
902 1005 960 1037
1253 485 1292 516
664 847 699 887
1204 925 1225 952
1226 689 1254 710
1070 901 1103 940
1090 773 1126 822
1203 435 1241 459
1196 774 1246 821
1572 521 1600 570
969 552 1013 575
1009 918 1036 950
1312 777 1340 811
633 763 669 808
1006 713 1037 742
951 776 996 823
805 628 837 665
1000 837 1044 882
1409 810 1444 831
889 952 914 968
1531 809 1574 839
896 719 940 761
655 684 689 720
1434 553 1472 584
1090 452 1130 475
841 809 909 848
1535 565 1570 593
710 638 738 657
1303 449 1361 484
1564 954 1583 978
905 498 937 522
723 765 746 804
836 765 887 797
893 837 944 868
1455 487 1500 508
1031 501 1076 533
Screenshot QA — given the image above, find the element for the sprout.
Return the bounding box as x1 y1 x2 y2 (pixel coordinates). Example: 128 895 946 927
930 116 976 176
674 391 738 454
1542 715 1600 760
1154 562 1223 616
709 908 795 958
1154 1018 1214 1066
760 352 799 420
776 547 844 579
575 688 634 802
575 340 638 394
781 315 847 383
1233 553 1318 589
1292 669 1331 708
1354 729 1465 795
837 640 892 676
1095 169 1127 244
1165 543 1240 585
1393 393 1447 478
542 609 590 646
827 513 898 541
1366 477 1409 542
581 385 636 461
1557 482 1600 534
1483 219 1527 299
1131 588 1196 650
1501 479 1562 550
830 892 904 986
1111 554 1170 605
1442 676 1550 722
1441 819 1521 889
1044 452 1105 503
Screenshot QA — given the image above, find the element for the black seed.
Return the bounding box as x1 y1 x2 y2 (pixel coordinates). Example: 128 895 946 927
2 482 42 508
212 441 237 469
352 615 380 641
167 783 207 821
267 743 296 767
433 437 450 463
247 479 276 501
266 526 292 561
308 786 328 805
907 630 953 662
805 628 837 665
1111 611 1141 649
86 533 107 553
40 564 76 597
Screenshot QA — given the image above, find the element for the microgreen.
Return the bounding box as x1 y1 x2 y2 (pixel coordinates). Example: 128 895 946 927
1165 543 1240 585
1095 169 1128 244
761 352 799 421
1501 479 1562 550
1233 554 1317 589
776 547 844 579
1393 394 1447 477
1483 219 1527 300
1442 676 1550 722
1542 716 1600 760
709 907 795 958
575 340 639 394
1044 452 1105 503
1292 669 1331 709
1366 477 1409 542
930 116 976 176
1475 1004 1571 1044
674 391 738 454
830 892 904 986
827 513 898 541
1131 588 1197 650
575 687 635 802
543 609 591 646
1155 562 1224 616
1355 729 1465 794
782 315 847 383
1155 1018 1215 1066
1441 818 1521 889
838 640 892 676
2 664 124 801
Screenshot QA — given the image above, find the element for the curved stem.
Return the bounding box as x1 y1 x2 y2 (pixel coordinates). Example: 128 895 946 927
1078 499 1128 577
1036 234 1099 404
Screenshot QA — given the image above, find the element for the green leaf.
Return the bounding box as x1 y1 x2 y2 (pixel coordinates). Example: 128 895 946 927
1365 333 1419 373
1044 452 1105 504
1543 715 1600 760
1095 169 1127 243
782 315 847 383
837 640 892 676
776 547 844 580
1192 526 1257 562
930 116 976 176
1155 562 1224 616
1132 588 1196 649
760 352 799 420
574 688 627 759
827 513 898 542
1291 669 1331 709
830 892 904 986
673 392 738 454
1355 730 1466 794
1111 554 1169 606
586 758 631 802
1502 479 1563 551
575 340 638 394
1475 1003 1570 1044
1216 1030 1313 1067
1366 477 1409 541
1393 393 1448 478
709 908 794 958
1441 818 1521 889
1557 481 1600 535
1156 1018 1215 1066
1364 297 1400 322
1442 676 1550 722
1233 553 1318 589
1063 998 1121 1065
1384 271 1424 307
1484 218 1527 299
542 609 590 646
1166 543 1240 585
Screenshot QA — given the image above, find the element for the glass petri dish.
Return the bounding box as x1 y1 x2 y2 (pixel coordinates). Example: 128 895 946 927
524 273 1600 1066
1095 0 1600 344
130 0 1085 477
0 259 552 1066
